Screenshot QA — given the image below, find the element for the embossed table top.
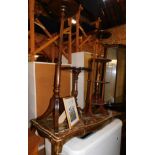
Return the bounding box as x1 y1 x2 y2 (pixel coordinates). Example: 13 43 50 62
31 111 120 143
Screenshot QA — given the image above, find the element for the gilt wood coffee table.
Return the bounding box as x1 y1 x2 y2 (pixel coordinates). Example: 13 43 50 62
31 111 120 155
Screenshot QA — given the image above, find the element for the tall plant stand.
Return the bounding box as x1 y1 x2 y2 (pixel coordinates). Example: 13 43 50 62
91 58 111 114
61 66 90 101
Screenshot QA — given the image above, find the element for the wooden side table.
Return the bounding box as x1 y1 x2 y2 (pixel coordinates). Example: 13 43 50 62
28 129 43 155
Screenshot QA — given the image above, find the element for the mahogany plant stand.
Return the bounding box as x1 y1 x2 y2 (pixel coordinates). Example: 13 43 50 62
61 66 90 103
84 57 111 116
35 0 80 133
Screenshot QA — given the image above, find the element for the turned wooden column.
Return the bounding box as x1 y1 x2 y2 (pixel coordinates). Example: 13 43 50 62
71 67 82 104
61 66 90 105
52 10 65 132
52 141 63 155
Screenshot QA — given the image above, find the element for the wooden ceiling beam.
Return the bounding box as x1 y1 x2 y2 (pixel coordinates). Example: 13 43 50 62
68 17 72 63
79 35 91 48
75 5 83 52
34 27 70 53
29 0 35 61
34 18 52 38
79 25 87 37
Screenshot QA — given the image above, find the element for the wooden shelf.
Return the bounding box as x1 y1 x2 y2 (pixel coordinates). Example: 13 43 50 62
61 66 90 72
87 80 110 84
89 58 111 63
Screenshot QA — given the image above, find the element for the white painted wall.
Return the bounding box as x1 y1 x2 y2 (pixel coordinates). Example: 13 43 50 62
62 55 68 64
71 52 91 109
28 62 37 127
72 52 84 108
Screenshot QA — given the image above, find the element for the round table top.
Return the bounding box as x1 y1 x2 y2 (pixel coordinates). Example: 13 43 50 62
48 0 80 18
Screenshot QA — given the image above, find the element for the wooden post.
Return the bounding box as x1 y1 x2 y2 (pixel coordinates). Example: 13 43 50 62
79 25 87 37
84 41 98 115
95 17 101 56
29 0 35 61
75 5 82 52
68 18 72 63
51 45 55 62
34 28 70 54
35 18 52 38
79 35 91 48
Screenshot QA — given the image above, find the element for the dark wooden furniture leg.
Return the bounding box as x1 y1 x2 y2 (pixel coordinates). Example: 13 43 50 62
71 68 81 104
52 142 63 155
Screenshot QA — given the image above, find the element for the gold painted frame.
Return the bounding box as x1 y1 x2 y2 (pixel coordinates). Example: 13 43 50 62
63 97 79 129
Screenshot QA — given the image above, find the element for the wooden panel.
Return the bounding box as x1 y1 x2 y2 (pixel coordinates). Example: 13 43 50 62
102 24 126 45
104 48 117 102
29 0 35 61
84 53 92 101
35 63 71 116
28 129 43 155
115 48 126 103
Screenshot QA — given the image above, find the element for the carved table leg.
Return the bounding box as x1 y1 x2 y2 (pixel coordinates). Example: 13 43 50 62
51 141 63 155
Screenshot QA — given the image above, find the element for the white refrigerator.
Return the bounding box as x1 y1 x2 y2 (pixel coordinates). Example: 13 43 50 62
45 119 122 155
